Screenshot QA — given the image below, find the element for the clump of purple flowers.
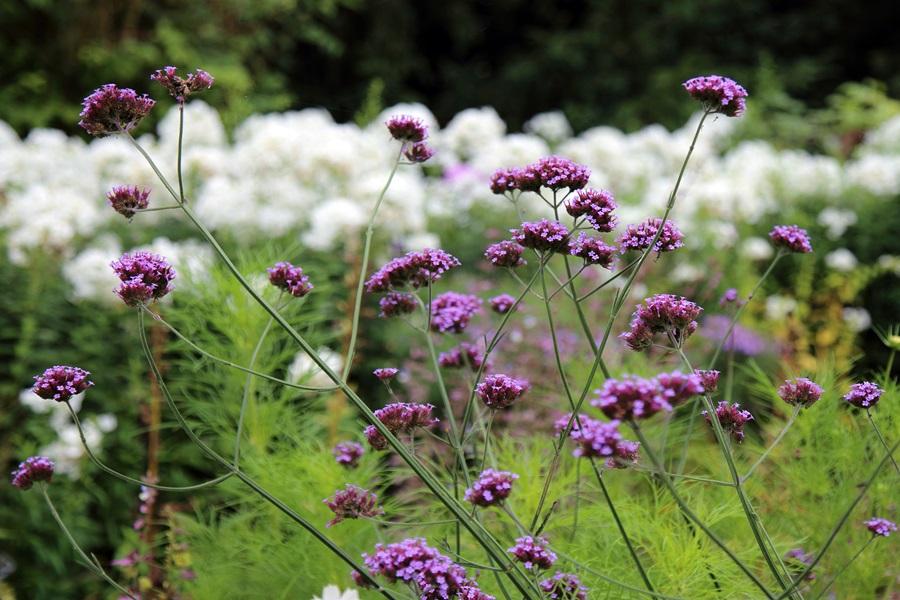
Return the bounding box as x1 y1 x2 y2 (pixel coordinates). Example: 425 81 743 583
10 456 55 490
364 403 438 450
683 75 748 117
430 292 482 334
696 369 721 393
864 518 897 537
843 381 882 409
593 371 703 420
618 218 684 255
508 536 557 571
557 414 640 468
324 484 383 527
769 225 813 254
656 370 706 407
107 185 150 219
150 66 214 102
778 378 823 408
111 251 176 306
404 142 435 163
484 240 527 268
489 294 516 314
32 365 94 402
333 441 365 468
784 548 816 582
525 156 591 192
267 261 313 298
703 401 754 442
385 115 428 142
719 288 740 306
568 233 616 269
511 219 570 254
489 167 524 194
464 469 518 507
565 188 618 232
539 572 587 600
620 294 702 351
78 84 156 136
374 368 399 381
475 374 528 409
439 342 487 370
366 249 462 292
379 292 418 318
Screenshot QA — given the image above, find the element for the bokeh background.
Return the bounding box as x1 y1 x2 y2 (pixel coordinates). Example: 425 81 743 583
2 1 899 598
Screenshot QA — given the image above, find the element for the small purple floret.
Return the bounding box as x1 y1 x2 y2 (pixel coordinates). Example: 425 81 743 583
703 401 754 442
844 381 883 409
324 484 383 527
769 225 813 254
107 185 150 219
33 365 94 402
540 572 587 600
364 403 438 450
508 536 556 571
430 292 482 334
333 441 365 468
111 251 176 305
511 219 570 254
267 261 313 298
465 469 518 507
864 518 897 537
565 188 618 232
778 378 823 408
683 75 748 117
150 66 215 102
476 374 528 409
618 217 684 255
485 240 527 268
10 456 55 490
569 233 616 269
489 294 517 314
78 84 155 136
386 115 428 142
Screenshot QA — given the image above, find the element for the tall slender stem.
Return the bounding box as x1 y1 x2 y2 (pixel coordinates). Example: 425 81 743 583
866 410 900 474
235 316 275 467
743 406 801 482
810 538 873 600
176 103 185 203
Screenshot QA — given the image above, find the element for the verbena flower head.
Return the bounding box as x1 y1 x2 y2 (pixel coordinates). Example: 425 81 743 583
111 251 176 305
150 66 214 102
525 156 591 191
696 369 721 393
324 484 383 527
464 469 518 507
683 75 748 117
10 456 55 490
484 240 527 268
508 536 557 571
364 403 438 450
379 292 418 318
540 572 587 600
784 548 816 582
844 381 883 409
511 219 570 254
568 233 616 269
475 374 528 409
618 218 684 255
565 188 618 232
365 249 461 292
78 84 155 136
621 294 702 351
561 414 640 467
362 538 482 600
373 368 399 381
438 342 487 370
655 370 705 408
107 185 150 219
719 288 739 306
430 292 482 333
703 401 753 442
404 142 435 163
864 518 897 537
33 365 94 402
458 586 495 600
489 294 516 314
769 225 813 254
593 375 668 420
778 378 823 408
332 441 365 468
489 167 523 194
267 261 313 298
385 115 428 142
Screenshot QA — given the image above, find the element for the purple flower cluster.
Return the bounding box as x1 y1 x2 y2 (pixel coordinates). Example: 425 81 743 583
464 469 518 507
719 288 739 306
683 75 748 117
620 294 703 351
324 484 383 527
558 414 640 468
565 188 618 232
32 365 94 402
366 249 462 292
379 292 418 318
703 401 754 442
107 185 150 219
405 142 435 163
79 84 156 136
333 441 365 468
769 225 813 254
489 156 589 194
111 251 176 306
696 369 721 393
844 381 883 409
439 342 487 370
374 368 399 381
10 456 54 490
592 371 704 420
784 548 816 582
484 241 527 268
778 378 823 408
267 261 313 298
568 233 616 269
864 517 897 537
618 218 684 255
362 538 489 600
364 403 438 450
385 115 428 143
150 66 214 102
489 294 516 314
511 219 570 254
430 292 482 334
507 536 556 570
475 374 528 409
539 572 587 600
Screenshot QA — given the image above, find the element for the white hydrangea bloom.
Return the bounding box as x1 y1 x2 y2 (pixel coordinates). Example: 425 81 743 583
312 585 360 600
437 107 506 162
765 295 798 320
288 347 343 387
524 111 573 145
817 207 858 239
845 154 900 196
741 237 775 261
63 236 123 304
841 307 871 332
824 248 858 272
